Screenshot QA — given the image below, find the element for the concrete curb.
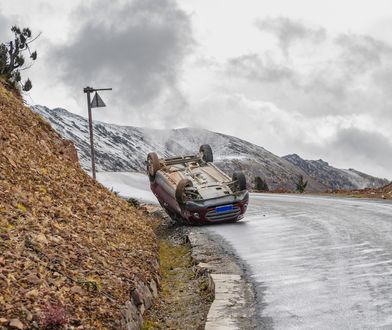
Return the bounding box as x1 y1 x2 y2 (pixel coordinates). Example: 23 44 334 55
187 230 256 330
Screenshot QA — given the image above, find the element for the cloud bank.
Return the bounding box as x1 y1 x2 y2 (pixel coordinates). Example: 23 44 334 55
52 0 193 125
206 17 392 178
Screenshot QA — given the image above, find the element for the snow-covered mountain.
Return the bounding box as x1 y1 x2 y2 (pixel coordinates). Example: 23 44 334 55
32 105 387 192
283 154 389 190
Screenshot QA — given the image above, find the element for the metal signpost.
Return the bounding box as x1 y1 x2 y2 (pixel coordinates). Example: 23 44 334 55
83 86 112 179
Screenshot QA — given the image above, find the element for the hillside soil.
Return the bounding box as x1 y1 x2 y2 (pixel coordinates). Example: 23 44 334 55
0 83 158 329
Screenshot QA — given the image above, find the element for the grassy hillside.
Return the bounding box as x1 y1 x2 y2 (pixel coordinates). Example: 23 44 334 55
0 83 158 329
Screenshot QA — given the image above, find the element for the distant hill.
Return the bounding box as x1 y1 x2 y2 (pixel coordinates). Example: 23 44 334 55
32 105 388 192
283 154 389 190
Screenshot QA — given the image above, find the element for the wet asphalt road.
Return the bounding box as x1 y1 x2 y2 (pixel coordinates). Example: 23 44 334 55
206 194 392 330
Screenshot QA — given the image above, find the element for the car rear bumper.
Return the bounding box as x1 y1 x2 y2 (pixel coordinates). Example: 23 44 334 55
181 191 249 224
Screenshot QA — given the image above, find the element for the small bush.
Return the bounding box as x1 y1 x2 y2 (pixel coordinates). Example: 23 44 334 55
0 26 39 92
127 197 141 208
41 301 68 329
254 176 269 191
295 175 308 193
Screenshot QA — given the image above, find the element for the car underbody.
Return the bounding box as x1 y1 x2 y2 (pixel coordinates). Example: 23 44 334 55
147 145 249 224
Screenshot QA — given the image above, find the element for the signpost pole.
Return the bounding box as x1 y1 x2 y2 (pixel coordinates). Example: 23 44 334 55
84 87 96 179
83 86 112 180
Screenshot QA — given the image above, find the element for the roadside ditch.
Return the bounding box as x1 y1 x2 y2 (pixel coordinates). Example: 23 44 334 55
140 204 258 329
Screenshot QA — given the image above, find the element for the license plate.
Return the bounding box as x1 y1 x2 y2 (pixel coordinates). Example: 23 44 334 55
215 205 233 213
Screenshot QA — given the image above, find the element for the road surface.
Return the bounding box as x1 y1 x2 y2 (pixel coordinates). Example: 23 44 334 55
97 173 392 329
206 194 392 329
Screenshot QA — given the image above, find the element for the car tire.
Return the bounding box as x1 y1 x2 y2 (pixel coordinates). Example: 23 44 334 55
232 172 247 191
199 144 213 163
147 152 160 180
175 178 193 204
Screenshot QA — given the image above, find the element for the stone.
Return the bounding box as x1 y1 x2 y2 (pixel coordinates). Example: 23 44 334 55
131 289 143 306
141 284 153 310
9 318 24 330
149 279 158 298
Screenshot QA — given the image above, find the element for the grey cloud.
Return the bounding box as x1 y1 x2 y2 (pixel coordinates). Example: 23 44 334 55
226 21 392 118
255 17 326 57
51 0 193 124
326 128 392 177
227 53 295 84
302 34 392 115
372 66 392 96
335 34 392 73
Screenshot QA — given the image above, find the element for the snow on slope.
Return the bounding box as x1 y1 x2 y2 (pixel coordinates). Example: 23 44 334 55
96 172 157 203
33 105 326 191
32 105 386 191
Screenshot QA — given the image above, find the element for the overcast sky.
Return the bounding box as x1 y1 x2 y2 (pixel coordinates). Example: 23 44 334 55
1 0 392 179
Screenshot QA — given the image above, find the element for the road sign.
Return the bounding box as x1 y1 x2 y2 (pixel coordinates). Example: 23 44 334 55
91 92 106 108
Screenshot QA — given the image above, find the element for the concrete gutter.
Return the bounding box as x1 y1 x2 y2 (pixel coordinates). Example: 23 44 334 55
187 229 257 329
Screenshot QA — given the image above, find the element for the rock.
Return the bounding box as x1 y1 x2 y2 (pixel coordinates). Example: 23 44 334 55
9 318 24 329
139 283 153 310
0 256 5 266
0 318 8 324
131 289 143 306
149 279 158 298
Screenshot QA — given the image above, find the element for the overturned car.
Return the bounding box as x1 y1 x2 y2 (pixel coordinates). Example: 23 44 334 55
147 145 249 224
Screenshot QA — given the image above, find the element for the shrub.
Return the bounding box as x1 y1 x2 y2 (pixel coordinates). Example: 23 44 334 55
0 26 39 92
254 176 269 191
295 175 308 193
127 197 141 208
41 301 68 329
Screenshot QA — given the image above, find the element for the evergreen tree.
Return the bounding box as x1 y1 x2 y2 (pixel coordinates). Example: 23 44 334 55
295 175 308 193
255 176 269 191
0 26 39 91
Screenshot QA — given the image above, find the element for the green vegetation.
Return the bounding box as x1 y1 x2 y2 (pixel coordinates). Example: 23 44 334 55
296 174 308 193
142 239 212 329
254 176 269 191
0 26 39 91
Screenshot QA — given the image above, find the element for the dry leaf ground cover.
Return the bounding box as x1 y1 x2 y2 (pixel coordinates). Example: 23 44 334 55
0 83 158 329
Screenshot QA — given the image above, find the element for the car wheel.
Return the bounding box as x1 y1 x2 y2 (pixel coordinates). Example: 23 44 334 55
147 152 160 180
199 144 213 163
232 172 247 191
175 178 193 204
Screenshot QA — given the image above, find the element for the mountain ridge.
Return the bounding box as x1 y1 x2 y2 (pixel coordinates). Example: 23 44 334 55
283 153 388 190
32 105 388 192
